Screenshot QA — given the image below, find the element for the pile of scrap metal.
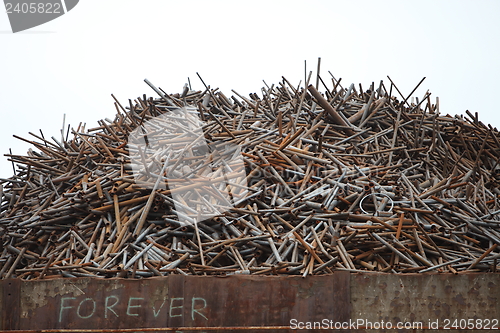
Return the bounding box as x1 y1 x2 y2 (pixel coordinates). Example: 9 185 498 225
1 73 500 279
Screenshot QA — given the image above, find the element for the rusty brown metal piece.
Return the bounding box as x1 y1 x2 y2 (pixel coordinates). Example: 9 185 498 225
0 273 350 331
0 273 499 332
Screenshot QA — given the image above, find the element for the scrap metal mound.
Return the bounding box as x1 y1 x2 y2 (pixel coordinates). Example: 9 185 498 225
1 76 500 279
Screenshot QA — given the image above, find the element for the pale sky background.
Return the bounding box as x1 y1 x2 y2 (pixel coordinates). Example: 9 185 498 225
0 0 499 178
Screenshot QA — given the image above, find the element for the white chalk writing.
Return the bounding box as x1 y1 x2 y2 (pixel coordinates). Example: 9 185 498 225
59 295 208 322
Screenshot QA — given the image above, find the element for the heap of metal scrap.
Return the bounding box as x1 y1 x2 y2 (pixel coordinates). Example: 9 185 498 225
1 74 500 279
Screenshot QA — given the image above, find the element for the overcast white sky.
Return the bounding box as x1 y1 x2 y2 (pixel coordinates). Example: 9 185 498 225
1 0 499 178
